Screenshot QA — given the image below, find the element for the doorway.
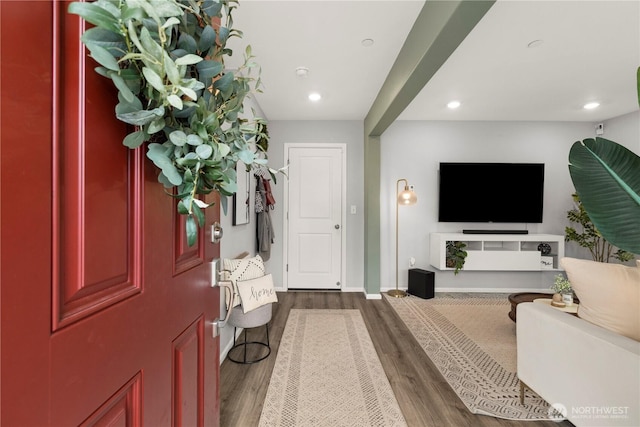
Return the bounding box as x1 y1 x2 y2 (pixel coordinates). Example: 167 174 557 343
283 144 346 290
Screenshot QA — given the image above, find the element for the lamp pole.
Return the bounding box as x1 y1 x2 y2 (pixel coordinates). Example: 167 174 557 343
388 179 416 298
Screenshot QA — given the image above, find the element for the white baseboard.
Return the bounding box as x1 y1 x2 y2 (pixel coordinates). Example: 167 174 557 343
219 327 243 366
380 286 551 294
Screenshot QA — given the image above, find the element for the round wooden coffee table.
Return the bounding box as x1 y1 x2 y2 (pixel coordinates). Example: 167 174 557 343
508 292 553 322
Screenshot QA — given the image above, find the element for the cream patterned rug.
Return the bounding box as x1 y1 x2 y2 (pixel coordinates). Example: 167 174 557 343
384 294 553 421
259 309 407 427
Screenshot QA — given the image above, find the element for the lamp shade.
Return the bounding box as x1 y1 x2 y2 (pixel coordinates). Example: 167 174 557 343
398 185 417 205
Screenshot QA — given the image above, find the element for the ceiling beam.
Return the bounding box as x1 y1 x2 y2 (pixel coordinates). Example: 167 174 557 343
362 0 495 295
365 0 495 136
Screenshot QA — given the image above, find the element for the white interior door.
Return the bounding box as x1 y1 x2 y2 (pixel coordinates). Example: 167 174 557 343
286 146 344 290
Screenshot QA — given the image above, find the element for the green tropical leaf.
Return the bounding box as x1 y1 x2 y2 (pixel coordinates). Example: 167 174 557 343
568 137 640 254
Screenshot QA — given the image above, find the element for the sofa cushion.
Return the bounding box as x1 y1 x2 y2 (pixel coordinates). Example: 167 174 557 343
223 255 266 307
560 257 640 341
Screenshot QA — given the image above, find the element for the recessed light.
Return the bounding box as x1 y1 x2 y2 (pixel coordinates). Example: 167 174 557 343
361 38 374 47
583 102 600 110
295 67 309 77
308 92 322 102
447 100 461 109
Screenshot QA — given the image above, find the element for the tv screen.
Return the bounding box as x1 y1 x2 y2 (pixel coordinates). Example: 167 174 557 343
438 163 545 223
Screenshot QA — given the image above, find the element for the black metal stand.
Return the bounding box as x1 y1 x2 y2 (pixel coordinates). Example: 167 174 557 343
227 324 271 364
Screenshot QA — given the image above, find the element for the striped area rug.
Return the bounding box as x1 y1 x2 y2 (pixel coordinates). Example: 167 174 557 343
259 309 407 427
384 294 553 421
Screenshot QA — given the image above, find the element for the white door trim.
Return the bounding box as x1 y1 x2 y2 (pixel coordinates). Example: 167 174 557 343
282 143 347 291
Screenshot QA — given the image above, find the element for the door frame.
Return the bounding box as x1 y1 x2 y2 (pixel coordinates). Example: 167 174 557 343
282 143 347 291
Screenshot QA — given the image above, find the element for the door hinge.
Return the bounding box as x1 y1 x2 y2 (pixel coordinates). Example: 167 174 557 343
286 264 288 272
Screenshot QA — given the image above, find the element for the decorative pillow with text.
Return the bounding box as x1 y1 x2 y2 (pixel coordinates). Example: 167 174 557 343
237 274 278 313
222 255 265 307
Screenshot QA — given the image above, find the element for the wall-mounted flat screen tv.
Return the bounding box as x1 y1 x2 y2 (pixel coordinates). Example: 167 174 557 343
438 162 545 223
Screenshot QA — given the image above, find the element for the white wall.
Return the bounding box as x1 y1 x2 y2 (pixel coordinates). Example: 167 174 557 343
603 110 640 152
218 119 365 361
265 120 366 291
380 120 606 292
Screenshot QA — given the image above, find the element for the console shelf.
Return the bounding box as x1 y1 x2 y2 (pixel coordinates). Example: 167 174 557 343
429 233 565 272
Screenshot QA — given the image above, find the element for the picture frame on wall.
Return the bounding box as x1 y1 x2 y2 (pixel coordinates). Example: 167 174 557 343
233 163 250 225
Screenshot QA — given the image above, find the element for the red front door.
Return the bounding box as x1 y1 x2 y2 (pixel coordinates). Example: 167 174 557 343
1 2 222 425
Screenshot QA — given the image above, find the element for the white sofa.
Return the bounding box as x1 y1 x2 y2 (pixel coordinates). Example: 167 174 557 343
517 302 640 426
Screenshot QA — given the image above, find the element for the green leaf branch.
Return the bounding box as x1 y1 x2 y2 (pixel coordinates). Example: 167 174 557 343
69 0 274 246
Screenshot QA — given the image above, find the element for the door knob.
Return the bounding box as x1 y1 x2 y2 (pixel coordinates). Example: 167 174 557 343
211 222 223 243
335 224 340 229
212 280 234 337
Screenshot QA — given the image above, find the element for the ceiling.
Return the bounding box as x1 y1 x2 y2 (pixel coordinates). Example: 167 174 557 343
225 1 640 123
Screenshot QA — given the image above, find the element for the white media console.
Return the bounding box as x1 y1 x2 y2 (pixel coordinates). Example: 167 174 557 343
429 232 565 272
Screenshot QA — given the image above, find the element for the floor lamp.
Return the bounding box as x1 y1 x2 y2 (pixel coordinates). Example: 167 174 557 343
388 179 417 298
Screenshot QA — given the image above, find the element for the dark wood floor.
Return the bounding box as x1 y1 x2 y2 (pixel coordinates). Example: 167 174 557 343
220 292 573 427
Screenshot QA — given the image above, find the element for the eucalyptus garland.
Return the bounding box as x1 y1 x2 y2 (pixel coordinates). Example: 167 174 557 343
69 0 276 245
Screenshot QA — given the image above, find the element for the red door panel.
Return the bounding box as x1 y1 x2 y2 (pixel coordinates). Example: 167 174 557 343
1 1 222 426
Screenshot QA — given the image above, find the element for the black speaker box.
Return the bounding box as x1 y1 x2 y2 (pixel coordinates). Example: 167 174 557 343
408 268 435 299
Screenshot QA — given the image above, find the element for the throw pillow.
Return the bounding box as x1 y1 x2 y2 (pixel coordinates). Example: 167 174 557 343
560 257 640 341
222 255 265 307
237 274 278 313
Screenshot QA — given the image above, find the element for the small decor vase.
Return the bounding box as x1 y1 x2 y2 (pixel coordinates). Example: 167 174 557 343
551 293 565 307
